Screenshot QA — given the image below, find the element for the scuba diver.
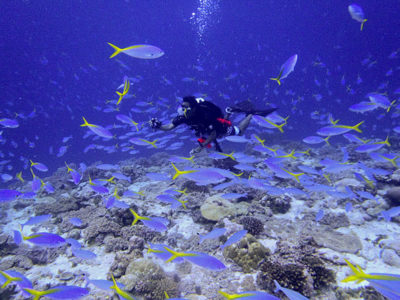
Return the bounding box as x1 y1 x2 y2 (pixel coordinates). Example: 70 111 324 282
149 96 277 155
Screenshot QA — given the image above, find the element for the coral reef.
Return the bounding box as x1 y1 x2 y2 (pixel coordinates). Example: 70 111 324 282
265 195 291 214
120 258 179 300
240 216 264 235
223 234 270 273
256 239 335 297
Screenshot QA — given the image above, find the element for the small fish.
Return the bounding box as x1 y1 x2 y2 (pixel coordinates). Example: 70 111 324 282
0 173 13 182
129 137 158 148
163 247 226 271
147 242 184 262
348 4 367 31
108 43 164 59
183 169 226 186
270 54 298 85
0 270 32 297
302 136 326 145
90 184 109 194
380 206 400 222
349 101 379 113
0 118 19 128
253 115 288 133
0 189 22 202
130 209 168 232
43 182 55 193
199 228 226 244
21 214 52 229
367 93 393 111
317 126 351 136
342 259 400 299
274 280 309 300
96 163 119 170
72 248 97 260
24 285 89 299
30 160 48 172
14 230 66 248
57 145 68 158
146 172 171 181
225 135 249 143
65 163 81 185
219 290 279 300
65 238 82 249
110 274 136 300
116 77 130 105
355 143 385 153
221 230 247 250
116 114 139 131
69 217 83 227
80 117 113 139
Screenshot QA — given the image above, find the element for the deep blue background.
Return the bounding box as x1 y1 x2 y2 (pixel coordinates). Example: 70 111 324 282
1 0 399 177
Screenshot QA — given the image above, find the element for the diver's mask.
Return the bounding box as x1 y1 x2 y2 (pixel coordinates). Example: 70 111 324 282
178 104 191 118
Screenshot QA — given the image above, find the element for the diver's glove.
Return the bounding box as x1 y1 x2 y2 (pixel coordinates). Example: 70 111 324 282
149 118 162 129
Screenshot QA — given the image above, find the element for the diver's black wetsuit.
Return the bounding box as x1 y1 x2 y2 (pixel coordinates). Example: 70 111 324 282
172 101 226 138
172 101 227 151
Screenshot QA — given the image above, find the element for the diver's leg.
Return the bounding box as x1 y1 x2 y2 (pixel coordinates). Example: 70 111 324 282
238 114 253 135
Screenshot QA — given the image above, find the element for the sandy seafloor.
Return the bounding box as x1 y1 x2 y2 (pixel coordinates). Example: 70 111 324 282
1 140 400 300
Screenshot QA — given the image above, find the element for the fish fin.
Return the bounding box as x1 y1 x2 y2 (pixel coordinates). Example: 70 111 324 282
360 19 367 31
23 288 56 300
0 271 21 289
270 77 281 85
171 163 181 180
108 43 123 58
352 121 364 133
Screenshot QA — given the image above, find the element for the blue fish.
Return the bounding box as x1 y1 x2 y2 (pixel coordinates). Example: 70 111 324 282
0 189 22 202
65 238 82 249
113 199 130 209
221 193 248 200
342 259 400 299
69 217 83 227
0 270 32 297
90 184 109 194
348 4 367 31
302 135 326 144
21 214 52 229
270 54 298 85
199 228 226 244
380 206 400 222
86 278 125 291
24 285 89 299
130 209 168 232
14 230 66 248
72 248 97 260
219 290 279 299
221 230 247 250
163 247 226 271
147 242 185 263
274 280 309 300
183 252 226 271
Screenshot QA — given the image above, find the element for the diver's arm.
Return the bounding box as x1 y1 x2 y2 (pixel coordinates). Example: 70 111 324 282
149 118 177 131
159 123 176 131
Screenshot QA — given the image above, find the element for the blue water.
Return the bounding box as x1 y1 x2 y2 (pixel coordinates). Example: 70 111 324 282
1 0 400 175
